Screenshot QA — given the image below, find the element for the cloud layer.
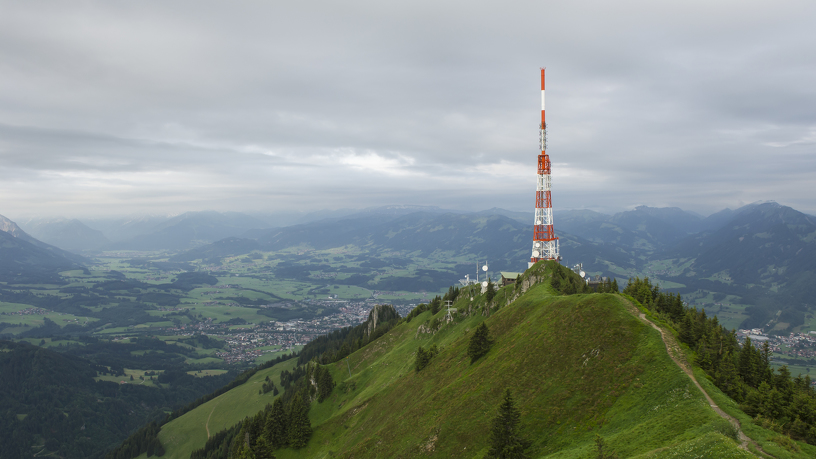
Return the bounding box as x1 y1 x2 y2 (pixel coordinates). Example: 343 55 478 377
1 0 815 218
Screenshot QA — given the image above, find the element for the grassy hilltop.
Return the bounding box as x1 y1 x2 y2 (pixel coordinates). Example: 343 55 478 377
143 262 807 458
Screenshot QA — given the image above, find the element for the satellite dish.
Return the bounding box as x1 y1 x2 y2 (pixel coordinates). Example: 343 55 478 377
482 265 488 272
482 281 488 288
579 271 586 278
534 242 541 248
536 219 542 225
532 250 540 257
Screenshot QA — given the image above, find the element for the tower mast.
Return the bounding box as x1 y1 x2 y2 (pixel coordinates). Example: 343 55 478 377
529 68 559 268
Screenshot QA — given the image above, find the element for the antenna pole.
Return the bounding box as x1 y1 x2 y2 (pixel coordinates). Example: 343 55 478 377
529 68 559 268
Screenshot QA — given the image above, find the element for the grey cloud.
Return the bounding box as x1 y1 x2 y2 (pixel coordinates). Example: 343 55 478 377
0 0 814 219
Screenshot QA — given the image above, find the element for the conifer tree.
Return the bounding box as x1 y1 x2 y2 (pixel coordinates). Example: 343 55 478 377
231 423 252 459
468 323 493 363
288 392 312 448
265 397 288 449
415 346 429 371
486 279 496 303
318 367 335 402
594 435 618 459
254 435 275 459
430 296 442 315
487 389 531 459
679 314 695 345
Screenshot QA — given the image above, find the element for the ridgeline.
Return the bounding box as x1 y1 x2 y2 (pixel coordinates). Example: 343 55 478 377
118 261 816 458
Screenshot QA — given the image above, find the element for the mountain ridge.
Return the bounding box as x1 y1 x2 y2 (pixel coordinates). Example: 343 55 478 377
147 262 771 458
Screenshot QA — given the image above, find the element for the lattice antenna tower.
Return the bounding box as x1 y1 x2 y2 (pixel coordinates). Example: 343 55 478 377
444 300 457 322
529 68 560 268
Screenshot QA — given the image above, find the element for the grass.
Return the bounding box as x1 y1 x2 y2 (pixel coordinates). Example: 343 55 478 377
154 357 298 459
152 261 749 458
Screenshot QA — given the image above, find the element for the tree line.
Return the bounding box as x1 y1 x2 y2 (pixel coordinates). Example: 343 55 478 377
624 277 816 445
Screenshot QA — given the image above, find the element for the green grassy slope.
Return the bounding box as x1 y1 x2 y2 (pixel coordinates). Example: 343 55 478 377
149 263 758 458
147 357 297 459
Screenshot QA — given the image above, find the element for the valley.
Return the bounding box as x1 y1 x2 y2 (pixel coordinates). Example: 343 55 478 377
3 202 816 457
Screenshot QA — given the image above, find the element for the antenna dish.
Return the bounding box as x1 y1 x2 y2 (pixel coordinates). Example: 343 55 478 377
532 250 540 257
535 242 541 248
536 219 542 225
579 271 586 278
482 265 488 272
481 281 488 288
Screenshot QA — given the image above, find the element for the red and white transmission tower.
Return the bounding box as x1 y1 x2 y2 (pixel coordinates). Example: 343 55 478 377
529 68 559 268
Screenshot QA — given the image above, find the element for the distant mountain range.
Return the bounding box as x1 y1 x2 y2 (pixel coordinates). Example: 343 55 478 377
5 201 816 330
0 214 85 283
166 201 816 330
20 217 110 252
18 211 276 252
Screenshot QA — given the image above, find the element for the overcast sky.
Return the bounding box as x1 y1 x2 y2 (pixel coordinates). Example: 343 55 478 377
1 0 815 220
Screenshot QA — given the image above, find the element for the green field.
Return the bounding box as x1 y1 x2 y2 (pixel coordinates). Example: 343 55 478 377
0 301 97 332
95 368 162 387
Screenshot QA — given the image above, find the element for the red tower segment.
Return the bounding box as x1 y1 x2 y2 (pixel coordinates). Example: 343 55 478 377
530 68 559 267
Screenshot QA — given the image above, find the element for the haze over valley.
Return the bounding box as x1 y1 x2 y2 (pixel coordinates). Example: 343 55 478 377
2 0 816 457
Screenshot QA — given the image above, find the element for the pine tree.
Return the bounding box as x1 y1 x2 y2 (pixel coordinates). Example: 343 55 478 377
415 346 429 371
430 296 442 315
152 439 165 457
679 314 695 345
486 279 496 303
254 435 275 459
288 392 312 448
265 397 288 449
318 367 335 402
468 323 493 364
487 389 531 459
231 424 252 459
594 435 618 459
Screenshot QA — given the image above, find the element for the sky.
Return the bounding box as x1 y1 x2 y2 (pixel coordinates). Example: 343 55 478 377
1 0 815 220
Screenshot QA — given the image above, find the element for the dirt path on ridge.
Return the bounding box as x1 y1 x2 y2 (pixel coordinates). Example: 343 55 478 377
622 300 771 457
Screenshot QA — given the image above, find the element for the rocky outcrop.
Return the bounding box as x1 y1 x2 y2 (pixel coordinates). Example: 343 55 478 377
365 304 399 338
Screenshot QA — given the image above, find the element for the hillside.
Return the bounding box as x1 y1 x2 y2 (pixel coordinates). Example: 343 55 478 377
663 202 816 329
0 214 86 284
19 217 111 252
136 262 803 458
0 340 235 459
108 211 272 251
